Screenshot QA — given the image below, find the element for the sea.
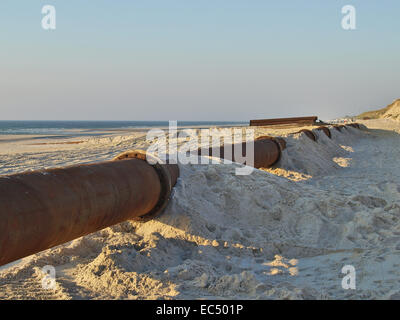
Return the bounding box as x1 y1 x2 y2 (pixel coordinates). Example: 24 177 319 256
0 121 247 137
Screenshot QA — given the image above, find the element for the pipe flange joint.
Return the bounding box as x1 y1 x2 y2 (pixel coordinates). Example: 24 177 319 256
113 150 176 222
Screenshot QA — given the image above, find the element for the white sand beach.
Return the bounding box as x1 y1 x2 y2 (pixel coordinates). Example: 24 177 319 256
1 119 400 300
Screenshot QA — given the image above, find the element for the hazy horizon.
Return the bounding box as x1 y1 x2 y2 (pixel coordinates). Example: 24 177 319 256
1 1 399 121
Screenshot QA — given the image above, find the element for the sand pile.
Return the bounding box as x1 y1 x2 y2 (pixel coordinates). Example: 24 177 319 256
2 122 400 300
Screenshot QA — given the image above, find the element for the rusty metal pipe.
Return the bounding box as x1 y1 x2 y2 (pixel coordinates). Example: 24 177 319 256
295 129 317 141
333 125 344 132
250 116 318 127
197 137 281 169
347 123 360 129
315 126 331 139
256 136 287 150
0 152 179 267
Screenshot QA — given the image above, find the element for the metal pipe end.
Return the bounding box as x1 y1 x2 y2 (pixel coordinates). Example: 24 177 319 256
333 125 343 132
347 123 360 129
113 150 179 222
295 129 317 141
256 135 287 150
315 126 331 139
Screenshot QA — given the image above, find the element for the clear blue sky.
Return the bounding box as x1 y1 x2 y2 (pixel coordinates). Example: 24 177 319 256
0 1 399 121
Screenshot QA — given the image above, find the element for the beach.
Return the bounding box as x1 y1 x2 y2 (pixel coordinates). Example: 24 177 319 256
1 119 400 299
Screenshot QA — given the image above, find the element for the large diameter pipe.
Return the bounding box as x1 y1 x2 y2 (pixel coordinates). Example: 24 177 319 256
250 116 318 127
333 125 345 132
295 129 317 141
197 137 281 169
256 136 287 150
0 152 179 267
347 123 360 129
316 126 331 139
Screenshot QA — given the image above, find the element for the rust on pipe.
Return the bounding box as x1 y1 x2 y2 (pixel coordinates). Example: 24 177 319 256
333 126 341 131
315 126 331 139
113 150 180 221
333 125 344 132
295 129 317 141
250 116 318 127
274 137 287 151
0 152 179 267
256 135 286 150
347 123 360 129
197 138 281 169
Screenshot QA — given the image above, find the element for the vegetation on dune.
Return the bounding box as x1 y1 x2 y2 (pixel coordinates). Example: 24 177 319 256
357 99 400 120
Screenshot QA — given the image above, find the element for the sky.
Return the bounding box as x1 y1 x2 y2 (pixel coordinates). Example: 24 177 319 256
0 0 399 121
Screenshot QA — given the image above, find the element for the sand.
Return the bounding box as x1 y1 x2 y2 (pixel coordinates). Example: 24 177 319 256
1 120 400 299
358 99 400 121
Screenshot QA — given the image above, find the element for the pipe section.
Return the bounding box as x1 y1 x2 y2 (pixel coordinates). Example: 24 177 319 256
333 125 344 132
315 126 331 139
347 123 360 129
0 152 179 267
256 136 287 150
295 129 317 141
197 138 281 169
250 116 318 127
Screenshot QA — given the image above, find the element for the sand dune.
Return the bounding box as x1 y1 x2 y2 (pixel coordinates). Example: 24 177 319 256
358 99 400 121
1 120 400 299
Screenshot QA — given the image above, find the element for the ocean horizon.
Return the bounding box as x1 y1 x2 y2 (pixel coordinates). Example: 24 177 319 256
0 120 248 136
